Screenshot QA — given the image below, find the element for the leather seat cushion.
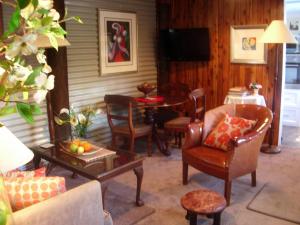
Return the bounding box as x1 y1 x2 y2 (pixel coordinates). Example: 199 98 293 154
165 117 191 130
183 146 231 168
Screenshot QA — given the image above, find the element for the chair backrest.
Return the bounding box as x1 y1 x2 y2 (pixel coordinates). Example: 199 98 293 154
104 94 134 133
202 104 272 141
189 88 206 122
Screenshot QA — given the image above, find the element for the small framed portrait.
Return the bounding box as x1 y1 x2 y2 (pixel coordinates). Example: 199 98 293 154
230 25 267 64
99 10 138 75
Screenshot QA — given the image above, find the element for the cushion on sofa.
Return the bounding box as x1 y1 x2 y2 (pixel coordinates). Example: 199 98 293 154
4 168 46 178
204 113 256 151
4 176 66 211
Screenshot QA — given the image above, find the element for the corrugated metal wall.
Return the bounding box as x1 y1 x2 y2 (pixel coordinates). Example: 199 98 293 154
1 0 157 146
65 0 157 144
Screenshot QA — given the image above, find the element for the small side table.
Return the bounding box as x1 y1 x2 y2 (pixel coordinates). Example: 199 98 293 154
181 189 226 225
224 94 266 106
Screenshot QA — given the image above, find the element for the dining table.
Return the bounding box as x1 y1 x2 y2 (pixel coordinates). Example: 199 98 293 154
134 95 188 156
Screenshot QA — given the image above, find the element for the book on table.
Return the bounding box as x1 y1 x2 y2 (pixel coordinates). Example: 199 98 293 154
228 86 249 96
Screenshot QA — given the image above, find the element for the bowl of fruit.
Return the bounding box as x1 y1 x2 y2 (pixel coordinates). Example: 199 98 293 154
137 82 156 97
61 139 97 155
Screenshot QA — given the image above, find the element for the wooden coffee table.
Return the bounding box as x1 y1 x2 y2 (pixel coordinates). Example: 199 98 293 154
31 144 145 207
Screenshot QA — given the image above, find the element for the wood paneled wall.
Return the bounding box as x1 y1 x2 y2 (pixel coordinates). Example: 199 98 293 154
157 0 283 145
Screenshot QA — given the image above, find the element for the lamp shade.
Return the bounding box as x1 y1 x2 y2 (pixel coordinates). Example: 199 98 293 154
34 35 70 48
260 20 297 44
0 126 34 173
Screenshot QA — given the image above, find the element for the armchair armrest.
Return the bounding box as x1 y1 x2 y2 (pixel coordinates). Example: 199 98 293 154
182 122 203 150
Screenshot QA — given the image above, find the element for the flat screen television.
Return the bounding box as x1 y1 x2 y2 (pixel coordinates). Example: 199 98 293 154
160 28 210 61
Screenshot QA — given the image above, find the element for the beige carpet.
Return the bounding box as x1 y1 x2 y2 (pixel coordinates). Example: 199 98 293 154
50 143 300 225
51 167 155 225
248 183 300 224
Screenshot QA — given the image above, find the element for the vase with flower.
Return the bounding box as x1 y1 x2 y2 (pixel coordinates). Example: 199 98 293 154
54 106 100 139
249 82 262 96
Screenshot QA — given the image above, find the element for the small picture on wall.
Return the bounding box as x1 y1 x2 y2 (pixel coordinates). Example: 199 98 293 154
99 9 137 75
106 21 131 62
230 25 267 64
242 37 256 50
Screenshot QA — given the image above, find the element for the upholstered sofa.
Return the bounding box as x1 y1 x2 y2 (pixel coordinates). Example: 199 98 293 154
13 181 113 225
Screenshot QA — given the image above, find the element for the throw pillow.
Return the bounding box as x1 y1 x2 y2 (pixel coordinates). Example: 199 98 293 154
3 167 46 178
204 113 257 151
4 176 66 211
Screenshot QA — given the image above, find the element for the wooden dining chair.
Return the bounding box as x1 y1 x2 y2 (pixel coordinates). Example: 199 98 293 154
164 88 206 148
154 82 191 129
104 94 153 156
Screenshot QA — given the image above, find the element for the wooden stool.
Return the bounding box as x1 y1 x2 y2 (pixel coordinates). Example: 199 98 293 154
181 189 226 225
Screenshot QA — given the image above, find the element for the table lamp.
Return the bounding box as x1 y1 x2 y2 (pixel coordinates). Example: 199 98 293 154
0 124 34 225
34 35 70 48
259 20 297 154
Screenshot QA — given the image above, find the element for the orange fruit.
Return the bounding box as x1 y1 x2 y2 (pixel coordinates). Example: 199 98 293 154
72 139 81 146
83 142 92 152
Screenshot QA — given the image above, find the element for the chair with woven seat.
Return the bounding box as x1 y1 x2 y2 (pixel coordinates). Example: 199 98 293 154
182 104 272 205
104 94 152 156
164 88 206 148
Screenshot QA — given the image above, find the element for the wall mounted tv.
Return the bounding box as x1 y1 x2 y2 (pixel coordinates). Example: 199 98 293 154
160 28 210 61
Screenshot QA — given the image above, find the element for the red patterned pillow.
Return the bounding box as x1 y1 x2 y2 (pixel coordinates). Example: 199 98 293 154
4 167 46 178
4 176 66 211
204 113 257 151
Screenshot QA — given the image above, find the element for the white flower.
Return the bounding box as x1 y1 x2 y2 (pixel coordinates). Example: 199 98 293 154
35 73 55 90
11 63 33 82
33 90 47 104
36 50 47 64
38 0 53 10
33 74 55 103
21 3 34 19
6 33 38 59
77 113 86 124
70 116 78 126
42 64 52 73
49 9 60 21
0 67 5 76
60 108 69 115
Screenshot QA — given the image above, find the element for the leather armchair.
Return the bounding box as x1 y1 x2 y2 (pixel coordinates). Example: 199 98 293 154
182 104 272 205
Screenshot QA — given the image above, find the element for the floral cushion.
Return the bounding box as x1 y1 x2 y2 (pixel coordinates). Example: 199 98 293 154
4 176 66 211
3 167 46 178
204 113 257 151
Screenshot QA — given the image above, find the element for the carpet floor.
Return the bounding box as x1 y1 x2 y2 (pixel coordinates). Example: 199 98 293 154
51 144 300 225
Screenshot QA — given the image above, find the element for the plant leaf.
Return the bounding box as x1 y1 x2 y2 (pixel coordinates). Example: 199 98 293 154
16 102 34 124
32 0 39 8
46 33 58 50
73 16 83 24
30 104 42 115
0 106 16 117
24 66 42 85
17 0 31 9
8 7 21 34
0 85 5 98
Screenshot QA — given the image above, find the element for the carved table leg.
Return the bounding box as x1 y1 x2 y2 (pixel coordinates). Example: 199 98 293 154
133 166 144 206
46 163 56 176
144 108 171 156
33 155 41 169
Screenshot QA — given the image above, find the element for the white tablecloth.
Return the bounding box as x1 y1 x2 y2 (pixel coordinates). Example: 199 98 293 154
224 94 266 106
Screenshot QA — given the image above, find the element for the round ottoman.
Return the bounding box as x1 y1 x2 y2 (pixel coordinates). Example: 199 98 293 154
181 189 226 225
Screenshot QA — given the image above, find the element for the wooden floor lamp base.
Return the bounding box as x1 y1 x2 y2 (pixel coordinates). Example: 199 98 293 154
261 144 281 154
